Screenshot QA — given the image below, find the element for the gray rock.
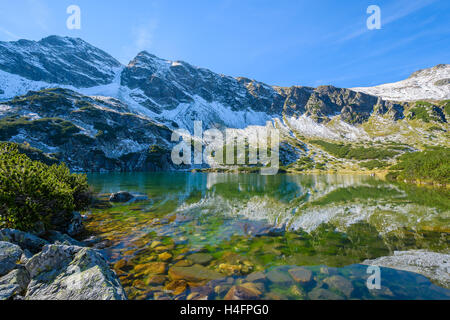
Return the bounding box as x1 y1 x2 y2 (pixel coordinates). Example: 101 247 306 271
25 244 127 300
266 269 294 285
288 267 313 284
46 231 85 247
363 250 450 289
320 266 339 276
323 275 354 298
0 36 121 87
0 267 30 300
67 212 84 237
246 271 267 283
19 249 34 265
186 253 213 265
0 229 48 254
109 191 134 203
81 236 102 247
0 241 23 276
308 288 345 300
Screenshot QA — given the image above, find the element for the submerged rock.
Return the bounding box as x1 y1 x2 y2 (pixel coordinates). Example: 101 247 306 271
363 250 450 289
308 288 345 300
288 267 313 284
0 241 23 276
164 280 188 295
109 191 134 203
246 271 267 283
134 262 167 275
323 275 354 297
224 283 262 300
186 253 213 265
158 252 173 262
25 244 127 300
266 269 293 285
168 265 223 283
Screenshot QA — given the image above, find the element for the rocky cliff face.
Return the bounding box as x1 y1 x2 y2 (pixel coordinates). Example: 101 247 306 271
0 88 174 172
0 36 122 88
0 36 448 172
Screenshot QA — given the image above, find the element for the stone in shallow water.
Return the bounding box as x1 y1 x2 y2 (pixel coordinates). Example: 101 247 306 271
266 269 293 285
164 280 188 295
308 288 345 300
320 266 339 275
323 275 354 297
186 292 209 300
218 263 245 276
173 260 193 267
146 275 167 286
150 241 163 249
288 267 313 284
134 262 167 275
224 283 262 300
158 252 173 262
168 265 223 283
25 244 127 300
0 241 23 277
290 285 307 298
246 271 267 283
109 191 134 203
187 253 213 265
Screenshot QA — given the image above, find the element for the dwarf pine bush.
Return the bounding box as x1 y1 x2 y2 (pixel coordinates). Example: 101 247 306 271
0 142 91 232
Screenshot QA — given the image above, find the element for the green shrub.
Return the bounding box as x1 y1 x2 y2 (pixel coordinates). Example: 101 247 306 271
409 106 431 122
0 116 80 145
360 160 389 170
0 142 91 232
441 100 450 116
310 140 399 160
387 147 450 184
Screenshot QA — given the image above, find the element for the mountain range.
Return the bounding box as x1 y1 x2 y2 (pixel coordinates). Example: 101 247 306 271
0 36 448 172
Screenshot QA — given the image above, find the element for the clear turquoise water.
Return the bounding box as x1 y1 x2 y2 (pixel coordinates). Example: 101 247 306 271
86 172 450 300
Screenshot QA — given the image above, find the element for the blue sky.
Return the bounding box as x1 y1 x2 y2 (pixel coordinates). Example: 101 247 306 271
0 0 449 88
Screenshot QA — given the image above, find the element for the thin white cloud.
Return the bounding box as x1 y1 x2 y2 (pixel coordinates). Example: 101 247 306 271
133 21 158 52
0 26 20 40
119 20 159 64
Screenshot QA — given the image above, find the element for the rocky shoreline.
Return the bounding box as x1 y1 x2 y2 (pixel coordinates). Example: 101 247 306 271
0 191 153 300
0 200 128 300
0 227 127 300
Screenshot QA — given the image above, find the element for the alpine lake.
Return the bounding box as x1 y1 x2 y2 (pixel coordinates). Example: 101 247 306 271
84 172 450 300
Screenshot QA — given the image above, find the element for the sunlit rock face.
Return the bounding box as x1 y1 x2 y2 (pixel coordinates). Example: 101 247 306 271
0 36 122 88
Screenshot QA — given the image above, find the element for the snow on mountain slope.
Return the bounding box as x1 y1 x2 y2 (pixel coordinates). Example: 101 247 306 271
0 36 448 151
353 64 450 101
285 114 370 141
0 36 122 88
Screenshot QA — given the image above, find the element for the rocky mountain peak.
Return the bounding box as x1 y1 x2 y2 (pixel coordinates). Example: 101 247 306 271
408 64 450 79
353 63 450 101
0 35 122 88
